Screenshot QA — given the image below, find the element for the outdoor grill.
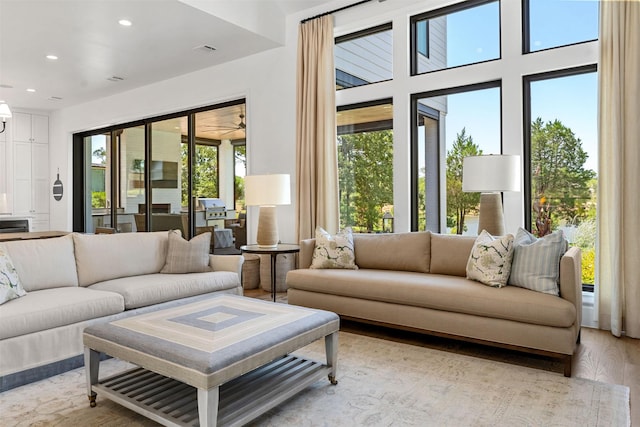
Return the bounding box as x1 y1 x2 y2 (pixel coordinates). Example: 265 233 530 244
199 198 227 220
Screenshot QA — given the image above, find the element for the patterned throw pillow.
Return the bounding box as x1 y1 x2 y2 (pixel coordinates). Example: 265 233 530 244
508 228 568 295
310 227 358 270
0 246 27 305
466 230 515 288
160 230 212 274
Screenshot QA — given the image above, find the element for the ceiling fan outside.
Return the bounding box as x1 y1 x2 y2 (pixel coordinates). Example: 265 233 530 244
202 113 245 133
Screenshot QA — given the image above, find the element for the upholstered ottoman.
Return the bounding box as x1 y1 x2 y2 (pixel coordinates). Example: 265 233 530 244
83 294 339 426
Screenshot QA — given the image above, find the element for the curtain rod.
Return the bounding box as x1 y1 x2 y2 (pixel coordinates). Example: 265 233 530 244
300 0 374 24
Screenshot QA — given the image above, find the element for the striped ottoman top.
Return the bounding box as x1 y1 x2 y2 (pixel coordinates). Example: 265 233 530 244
83 294 339 389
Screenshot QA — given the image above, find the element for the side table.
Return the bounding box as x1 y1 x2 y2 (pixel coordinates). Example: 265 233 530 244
240 244 300 302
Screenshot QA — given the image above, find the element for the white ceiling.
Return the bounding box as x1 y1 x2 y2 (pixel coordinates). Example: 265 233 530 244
0 0 334 112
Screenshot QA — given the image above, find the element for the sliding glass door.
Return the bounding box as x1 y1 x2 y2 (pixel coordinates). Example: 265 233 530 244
74 99 246 253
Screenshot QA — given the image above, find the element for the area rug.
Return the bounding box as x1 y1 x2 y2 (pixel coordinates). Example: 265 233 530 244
0 332 630 427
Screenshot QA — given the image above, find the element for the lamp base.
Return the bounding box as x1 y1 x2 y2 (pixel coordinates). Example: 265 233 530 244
256 205 279 247
477 193 505 236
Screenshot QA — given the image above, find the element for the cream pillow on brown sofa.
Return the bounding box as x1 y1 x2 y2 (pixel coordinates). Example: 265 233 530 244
466 230 515 288
161 230 212 274
310 227 358 270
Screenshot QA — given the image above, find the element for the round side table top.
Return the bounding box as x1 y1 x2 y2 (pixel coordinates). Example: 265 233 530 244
240 244 300 254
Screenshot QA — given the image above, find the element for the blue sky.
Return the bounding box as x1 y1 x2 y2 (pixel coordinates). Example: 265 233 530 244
444 0 599 173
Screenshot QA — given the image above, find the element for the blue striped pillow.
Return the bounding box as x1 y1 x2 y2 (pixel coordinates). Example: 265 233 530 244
508 228 568 295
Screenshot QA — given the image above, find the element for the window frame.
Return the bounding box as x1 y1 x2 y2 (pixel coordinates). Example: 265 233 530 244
522 64 598 234
335 22 393 90
410 80 503 232
522 0 599 54
409 0 501 76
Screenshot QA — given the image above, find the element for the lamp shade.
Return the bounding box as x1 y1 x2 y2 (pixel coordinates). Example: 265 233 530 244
0 103 12 119
462 155 521 192
244 174 291 206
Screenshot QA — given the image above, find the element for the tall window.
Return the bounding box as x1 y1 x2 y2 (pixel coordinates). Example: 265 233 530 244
525 67 597 285
412 82 501 233
337 100 393 232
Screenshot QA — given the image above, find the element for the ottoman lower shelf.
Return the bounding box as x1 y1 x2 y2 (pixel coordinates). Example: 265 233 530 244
93 354 331 427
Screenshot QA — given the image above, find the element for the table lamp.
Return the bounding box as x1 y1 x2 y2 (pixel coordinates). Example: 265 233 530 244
462 155 520 236
244 174 291 248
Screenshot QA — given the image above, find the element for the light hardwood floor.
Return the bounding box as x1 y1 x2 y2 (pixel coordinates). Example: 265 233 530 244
245 288 639 425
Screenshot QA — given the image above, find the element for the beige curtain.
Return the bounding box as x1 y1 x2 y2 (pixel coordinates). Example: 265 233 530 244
597 0 640 338
295 15 339 242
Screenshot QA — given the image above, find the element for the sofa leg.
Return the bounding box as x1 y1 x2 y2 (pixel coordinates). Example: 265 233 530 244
576 329 581 344
563 355 572 377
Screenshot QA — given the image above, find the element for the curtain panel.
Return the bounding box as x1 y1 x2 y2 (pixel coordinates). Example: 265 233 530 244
295 15 339 242
597 0 640 338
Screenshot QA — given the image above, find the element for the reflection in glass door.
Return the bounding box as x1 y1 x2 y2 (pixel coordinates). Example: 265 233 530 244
149 117 189 237
117 126 145 233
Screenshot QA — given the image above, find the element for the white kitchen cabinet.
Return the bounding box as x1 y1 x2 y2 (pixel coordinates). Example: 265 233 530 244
12 112 50 231
13 112 48 144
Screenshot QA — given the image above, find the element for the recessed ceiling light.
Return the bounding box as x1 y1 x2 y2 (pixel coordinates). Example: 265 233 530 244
26 88 36 93
118 19 132 26
46 55 58 60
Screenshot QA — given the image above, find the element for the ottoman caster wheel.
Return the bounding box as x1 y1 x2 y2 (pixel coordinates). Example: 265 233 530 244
88 395 97 408
328 374 338 385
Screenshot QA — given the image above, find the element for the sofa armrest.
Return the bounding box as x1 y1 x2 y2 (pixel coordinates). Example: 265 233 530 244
209 255 244 281
559 246 583 329
299 239 316 269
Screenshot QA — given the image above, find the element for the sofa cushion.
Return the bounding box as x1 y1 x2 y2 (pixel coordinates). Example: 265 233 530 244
0 245 26 304
73 231 170 287
466 231 514 288
286 269 576 328
161 230 212 274
509 228 568 295
4 234 78 291
0 287 124 340
310 227 357 270
88 272 241 309
353 232 431 273
430 234 476 276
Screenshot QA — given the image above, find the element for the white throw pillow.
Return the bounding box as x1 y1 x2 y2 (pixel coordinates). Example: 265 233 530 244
466 230 515 288
508 228 568 295
0 245 27 305
161 230 212 274
310 227 358 270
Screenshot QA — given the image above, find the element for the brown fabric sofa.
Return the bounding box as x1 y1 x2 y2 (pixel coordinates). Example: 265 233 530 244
286 231 582 376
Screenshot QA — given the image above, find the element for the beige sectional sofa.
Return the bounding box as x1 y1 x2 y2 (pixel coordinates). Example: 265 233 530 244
0 231 243 391
286 231 582 376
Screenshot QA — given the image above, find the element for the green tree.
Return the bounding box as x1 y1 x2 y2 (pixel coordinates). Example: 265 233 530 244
92 147 106 165
530 118 596 236
234 145 246 211
338 135 357 228
181 144 218 206
446 128 482 234
338 130 393 232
